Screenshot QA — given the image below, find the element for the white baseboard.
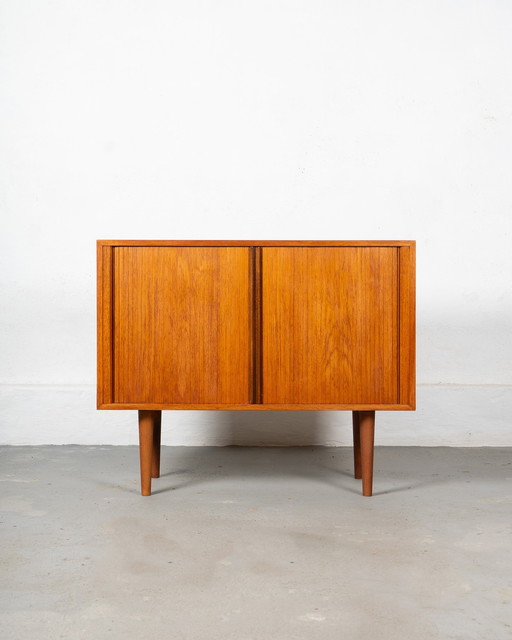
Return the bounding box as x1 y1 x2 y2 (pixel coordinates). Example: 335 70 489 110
0 384 510 446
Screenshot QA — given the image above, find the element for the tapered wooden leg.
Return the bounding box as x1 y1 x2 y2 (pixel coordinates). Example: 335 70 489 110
352 411 362 479
138 410 161 496
152 411 162 479
359 410 375 497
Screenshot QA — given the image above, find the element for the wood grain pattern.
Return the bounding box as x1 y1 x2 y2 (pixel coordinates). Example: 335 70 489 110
399 244 416 408
113 247 250 404
97 244 113 406
262 247 399 404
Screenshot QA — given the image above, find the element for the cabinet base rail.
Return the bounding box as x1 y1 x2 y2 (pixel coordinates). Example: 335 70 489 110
137 410 376 497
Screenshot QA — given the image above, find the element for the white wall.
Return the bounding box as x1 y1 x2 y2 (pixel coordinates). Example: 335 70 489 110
1 0 511 446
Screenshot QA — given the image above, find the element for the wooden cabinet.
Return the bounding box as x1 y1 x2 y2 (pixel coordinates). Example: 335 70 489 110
97 240 415 496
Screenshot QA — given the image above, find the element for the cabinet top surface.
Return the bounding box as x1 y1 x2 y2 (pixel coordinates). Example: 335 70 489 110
98 240 415 247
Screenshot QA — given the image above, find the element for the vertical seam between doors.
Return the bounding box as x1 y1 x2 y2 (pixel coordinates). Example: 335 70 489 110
251 247 263 403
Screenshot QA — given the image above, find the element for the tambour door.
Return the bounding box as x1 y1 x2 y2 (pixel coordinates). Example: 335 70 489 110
113 247 251 404
262 247 399 404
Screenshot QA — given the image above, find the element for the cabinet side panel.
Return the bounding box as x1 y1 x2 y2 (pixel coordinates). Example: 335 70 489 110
97 244 113 406
262 247 399 404
399 244 416 408
113 247 250 404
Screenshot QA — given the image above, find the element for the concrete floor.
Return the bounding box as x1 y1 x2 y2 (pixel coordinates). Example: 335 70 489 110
0 446 511 640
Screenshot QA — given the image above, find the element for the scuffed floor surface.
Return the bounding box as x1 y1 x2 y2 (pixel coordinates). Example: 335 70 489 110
1 446 511 640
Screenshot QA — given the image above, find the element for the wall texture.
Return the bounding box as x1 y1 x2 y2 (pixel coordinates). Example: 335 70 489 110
1 1 511 445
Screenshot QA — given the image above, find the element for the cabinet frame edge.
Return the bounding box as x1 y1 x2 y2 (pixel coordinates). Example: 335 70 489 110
398 244 416 409
97 402 415 411
97 242 114 407
97 240 416 248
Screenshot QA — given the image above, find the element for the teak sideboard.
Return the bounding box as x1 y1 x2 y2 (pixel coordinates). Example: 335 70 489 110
97 240 415 496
